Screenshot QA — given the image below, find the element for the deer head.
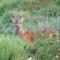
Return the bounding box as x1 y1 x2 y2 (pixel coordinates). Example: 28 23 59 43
12 13 25 30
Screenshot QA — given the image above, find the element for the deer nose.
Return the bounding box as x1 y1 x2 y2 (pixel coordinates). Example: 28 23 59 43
15 25 20 29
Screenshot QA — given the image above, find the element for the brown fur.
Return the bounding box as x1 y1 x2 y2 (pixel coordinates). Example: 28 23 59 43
16 28 42 42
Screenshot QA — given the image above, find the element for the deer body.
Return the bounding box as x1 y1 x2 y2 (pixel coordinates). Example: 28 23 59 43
12 14 56 43
16 25 42 42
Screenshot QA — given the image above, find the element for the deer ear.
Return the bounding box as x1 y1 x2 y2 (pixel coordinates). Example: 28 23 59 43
12 12 17 23
21 16 25 22
12 16 16 23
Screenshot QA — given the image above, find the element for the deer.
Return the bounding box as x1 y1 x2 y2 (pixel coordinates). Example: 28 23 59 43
12 13 56 43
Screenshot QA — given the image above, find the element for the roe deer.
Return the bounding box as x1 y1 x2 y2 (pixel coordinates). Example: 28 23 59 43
12 14 56 43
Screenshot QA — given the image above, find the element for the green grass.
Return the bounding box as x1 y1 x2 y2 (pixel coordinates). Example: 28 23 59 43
0 34 26 60
0 33 60 60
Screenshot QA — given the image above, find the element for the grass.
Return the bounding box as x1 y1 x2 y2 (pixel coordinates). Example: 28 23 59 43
0 34 26 60
0 33 60 60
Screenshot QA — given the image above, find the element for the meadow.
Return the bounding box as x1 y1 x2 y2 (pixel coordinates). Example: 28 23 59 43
0 0 60 60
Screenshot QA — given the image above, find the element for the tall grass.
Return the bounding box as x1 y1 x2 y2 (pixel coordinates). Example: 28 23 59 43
0 33 60 60
0 34 26 60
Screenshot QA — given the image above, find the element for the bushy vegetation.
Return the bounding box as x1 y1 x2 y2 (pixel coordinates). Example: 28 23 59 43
0 0 60 60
